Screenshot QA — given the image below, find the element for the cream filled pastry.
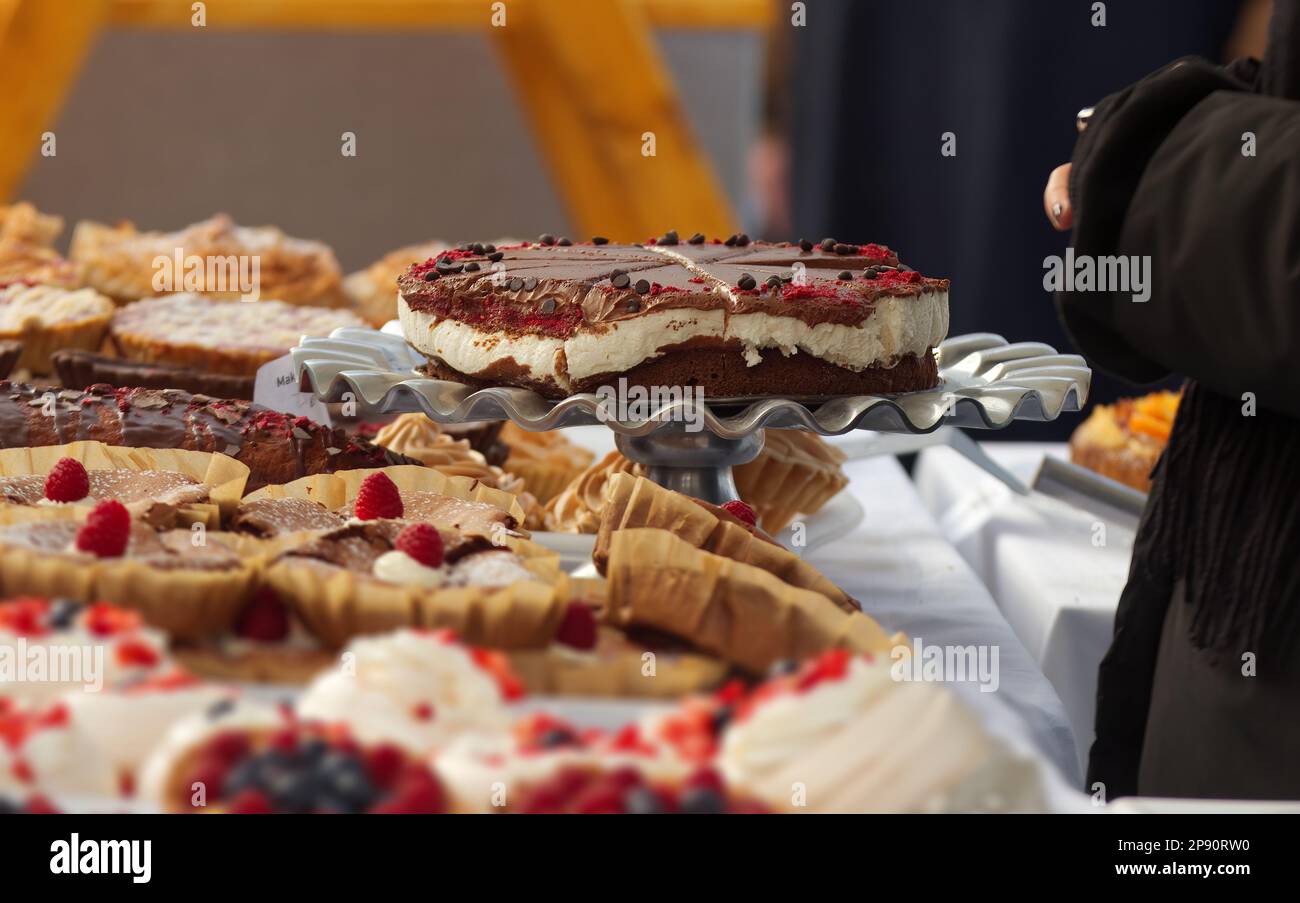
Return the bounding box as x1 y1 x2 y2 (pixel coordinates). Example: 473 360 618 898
398 235 948 398
297 629 519 754
0 597 170 705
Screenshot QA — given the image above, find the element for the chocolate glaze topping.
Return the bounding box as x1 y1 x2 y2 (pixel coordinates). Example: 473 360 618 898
397 238 947 339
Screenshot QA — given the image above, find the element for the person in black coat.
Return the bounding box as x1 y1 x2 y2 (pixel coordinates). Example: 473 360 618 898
1048 0 1300 800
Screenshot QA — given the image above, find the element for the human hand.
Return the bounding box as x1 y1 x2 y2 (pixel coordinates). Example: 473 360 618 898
1044 163 1073 231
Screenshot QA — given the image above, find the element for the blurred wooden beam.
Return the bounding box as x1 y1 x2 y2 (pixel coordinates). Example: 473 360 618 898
108 0 772 30
493 0 737 241
0 0 108 201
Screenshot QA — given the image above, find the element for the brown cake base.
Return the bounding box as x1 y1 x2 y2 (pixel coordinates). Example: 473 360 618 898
421 347 939 401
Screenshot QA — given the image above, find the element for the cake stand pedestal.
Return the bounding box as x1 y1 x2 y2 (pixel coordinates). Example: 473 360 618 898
287 330 1092 504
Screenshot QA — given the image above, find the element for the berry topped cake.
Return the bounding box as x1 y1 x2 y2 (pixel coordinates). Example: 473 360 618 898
398 234 949 398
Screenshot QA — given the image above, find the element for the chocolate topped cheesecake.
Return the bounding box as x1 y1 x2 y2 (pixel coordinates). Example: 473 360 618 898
397 235 949 398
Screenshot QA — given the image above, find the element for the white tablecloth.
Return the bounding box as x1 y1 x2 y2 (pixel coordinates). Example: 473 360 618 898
913 442 1134 778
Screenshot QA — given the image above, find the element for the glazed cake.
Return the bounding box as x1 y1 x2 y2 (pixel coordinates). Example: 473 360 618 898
397 234 949 398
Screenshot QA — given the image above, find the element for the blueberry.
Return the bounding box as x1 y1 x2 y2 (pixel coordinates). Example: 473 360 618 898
318 754 376 809
47 598 82 629
539 728 578 749
679 787 726 815
267 769 321 813
296 738 329 763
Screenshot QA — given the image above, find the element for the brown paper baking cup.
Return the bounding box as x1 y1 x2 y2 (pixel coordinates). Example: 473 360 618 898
595 473 857 613
0 441 249 524
263 557 569 649
732 431 849 532
604 528 891 674
1 316 112 376
243 463 526 527
0 540 259 641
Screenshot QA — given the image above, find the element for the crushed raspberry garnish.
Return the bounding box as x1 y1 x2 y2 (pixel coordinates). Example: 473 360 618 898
469 647 526 701
234 587 290 642
0 597 50 636
84 601 143 636
720 499 756 526
411 702 435 722
43 457 89 503
370 772 447 814
795 647 853 691
114 638 161 668
354 472 403 520
394 523 444 568
205 730 252 764
74 499 131 558
554 602 598 651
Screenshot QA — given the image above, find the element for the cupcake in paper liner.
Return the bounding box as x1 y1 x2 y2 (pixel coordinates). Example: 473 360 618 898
498 422 595 505
732 429 849 533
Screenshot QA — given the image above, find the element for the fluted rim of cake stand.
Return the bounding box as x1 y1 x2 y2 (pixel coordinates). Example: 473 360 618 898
290 329 1091 438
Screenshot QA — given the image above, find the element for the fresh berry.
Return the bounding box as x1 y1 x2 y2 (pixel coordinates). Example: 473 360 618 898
226 789 274 814
684 766 726 795
720 499 756 526
554 602 598 651
469 647 526 701
679 787 727 814
73 499 131 558
84 601 141 636
205 730 252 764
234 587 289 642
0 598 49 636
622 785 669 815
114 638 161 668
43 457 89 503
365 744 407 789
411 702 435 722
353 472 403 520
184 756 230 802
394 523 443 568
371 774 446 814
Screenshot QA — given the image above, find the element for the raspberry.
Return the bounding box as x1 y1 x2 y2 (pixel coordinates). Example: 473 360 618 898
74 500 130 558
721 499 756 526
43 457 89 503
205 730 251 764
353 472 403 520
394 523 443 568
371 774 446 814
114 639 161 668
365 743 407 789
234 587 289 642
184 756 230 803
554 602 598 650
226 789 274 814
84 601 142 636
0 598 49 636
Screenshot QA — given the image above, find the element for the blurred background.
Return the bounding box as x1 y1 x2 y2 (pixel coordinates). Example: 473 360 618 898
1 0 1272 430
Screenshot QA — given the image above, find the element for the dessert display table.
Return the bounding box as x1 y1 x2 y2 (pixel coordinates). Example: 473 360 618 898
556 426 1085 789
914 442 1133 776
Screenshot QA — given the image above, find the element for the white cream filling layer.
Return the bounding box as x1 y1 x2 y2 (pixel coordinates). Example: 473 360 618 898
729 291 948 371
399 290 946 390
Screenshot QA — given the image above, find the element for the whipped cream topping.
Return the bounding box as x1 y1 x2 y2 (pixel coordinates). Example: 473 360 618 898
373 549 447 587
719 655 895 783
0 704 119 798
297 630 511 754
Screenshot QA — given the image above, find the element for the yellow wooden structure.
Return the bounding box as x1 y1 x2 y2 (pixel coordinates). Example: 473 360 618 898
0 0 771 240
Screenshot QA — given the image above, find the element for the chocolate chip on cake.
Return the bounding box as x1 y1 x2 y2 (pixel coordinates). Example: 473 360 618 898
508 277 524 291
484 244 497 254
819 238 836 252
488 251 504 262
539 233 557 246
540 298 556 314
557 237 573 246
688 232 706 245
634 279 650 295
837 270 853 281
523 277 539 291
464 262 480 272
834 242 854 255
765 275 783 289
798 238 814 252
611 270 630 289
422 271 439 282
724 233 739 247
735 233 751 247
659 230 679 246
591 236 609 245
626 298 641 312
737 273 757 291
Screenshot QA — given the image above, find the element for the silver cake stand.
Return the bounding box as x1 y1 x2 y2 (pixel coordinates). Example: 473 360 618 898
290 329 1091 504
